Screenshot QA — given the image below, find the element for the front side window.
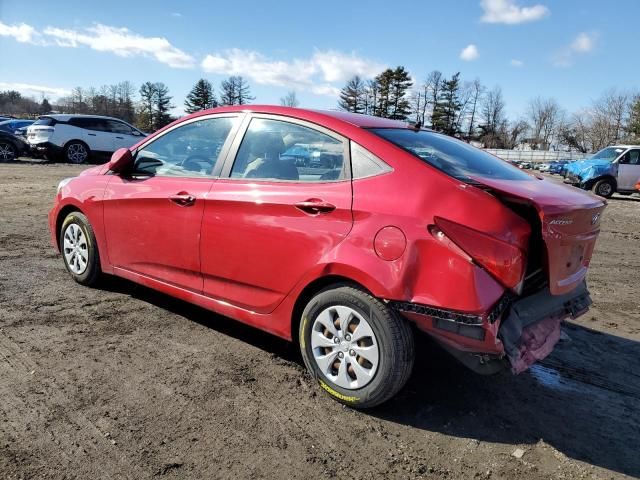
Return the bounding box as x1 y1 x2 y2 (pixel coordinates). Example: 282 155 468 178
134 117 238 177
370 128 532 182
620 149 640 165
230 118 346 182
34 117 56 127
107 120 134 135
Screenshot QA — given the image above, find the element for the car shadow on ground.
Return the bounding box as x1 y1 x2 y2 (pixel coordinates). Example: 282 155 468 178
100 277 640 478
611 195 640 202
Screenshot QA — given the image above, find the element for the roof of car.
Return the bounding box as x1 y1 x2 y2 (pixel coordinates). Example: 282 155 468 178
41 114 125 122
181 105 410 129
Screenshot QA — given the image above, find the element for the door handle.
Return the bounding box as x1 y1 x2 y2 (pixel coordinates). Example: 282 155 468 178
115 136 124 139
87 133 96 136
169 192 196 207
294 199 336 215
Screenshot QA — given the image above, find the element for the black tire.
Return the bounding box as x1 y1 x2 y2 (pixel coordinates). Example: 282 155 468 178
0 141 17 161
299 286 414 408
59 212 102 286
591 178 615 198
64 141 90 164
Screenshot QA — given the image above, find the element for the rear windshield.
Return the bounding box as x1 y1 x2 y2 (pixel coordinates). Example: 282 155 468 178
370 128 532 182
33 117 56 126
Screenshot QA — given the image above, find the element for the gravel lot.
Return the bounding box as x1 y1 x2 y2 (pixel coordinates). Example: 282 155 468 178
1 160 639 479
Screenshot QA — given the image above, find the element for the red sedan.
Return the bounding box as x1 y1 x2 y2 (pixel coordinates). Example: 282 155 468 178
49 106 606 408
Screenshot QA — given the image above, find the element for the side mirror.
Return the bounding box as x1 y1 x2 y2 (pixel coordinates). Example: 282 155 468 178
108 148 133 173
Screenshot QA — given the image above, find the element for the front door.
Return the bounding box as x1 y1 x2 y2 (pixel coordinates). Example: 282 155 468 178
103 115 240 292
617 148 640 190
200 116 353 313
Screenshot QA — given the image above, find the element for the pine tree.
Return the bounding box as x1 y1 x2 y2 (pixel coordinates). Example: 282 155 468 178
338 76 366 113
154 82 174 129
431 73 463 136
184 79 217 113
388 67 412 120
138 82 156 132
40 98 52 114
628 96 640 140
219 76 255 106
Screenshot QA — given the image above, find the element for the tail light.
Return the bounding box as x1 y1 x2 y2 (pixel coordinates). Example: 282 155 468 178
433 216 526 292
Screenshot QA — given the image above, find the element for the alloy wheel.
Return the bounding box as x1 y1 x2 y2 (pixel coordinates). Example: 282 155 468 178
0 142 16 161
67 143 88 163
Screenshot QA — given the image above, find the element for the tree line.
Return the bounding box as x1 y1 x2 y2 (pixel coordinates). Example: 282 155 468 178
338 68 640 151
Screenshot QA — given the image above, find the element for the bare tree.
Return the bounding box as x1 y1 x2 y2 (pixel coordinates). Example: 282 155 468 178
465 79 484 140
527 97 563 149
280 91 300 107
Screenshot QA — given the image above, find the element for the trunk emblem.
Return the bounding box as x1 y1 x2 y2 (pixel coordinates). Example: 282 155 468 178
591 214 600 225
550 219 573 225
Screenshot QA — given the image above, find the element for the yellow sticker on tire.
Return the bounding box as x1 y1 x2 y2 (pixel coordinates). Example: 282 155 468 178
319 380 359 403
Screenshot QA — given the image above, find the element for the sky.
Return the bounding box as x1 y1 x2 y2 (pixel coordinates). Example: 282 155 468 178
0 0 638 119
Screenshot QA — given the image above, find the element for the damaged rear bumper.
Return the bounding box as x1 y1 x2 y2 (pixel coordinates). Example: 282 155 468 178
391 281 592 375
498 281 591 373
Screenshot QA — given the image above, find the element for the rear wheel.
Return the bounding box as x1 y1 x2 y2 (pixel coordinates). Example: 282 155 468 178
59 212 102 286
0 142 17 161
299 286 414 408
591 178 615 198
64 141 90 164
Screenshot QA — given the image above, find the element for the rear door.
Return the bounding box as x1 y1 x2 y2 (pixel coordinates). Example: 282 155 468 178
199 115 353 313
617 148 640 190
70 118 113 153
103 114 241 292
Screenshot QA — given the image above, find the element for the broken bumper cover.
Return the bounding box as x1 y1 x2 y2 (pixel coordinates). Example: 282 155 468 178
498 281 591 374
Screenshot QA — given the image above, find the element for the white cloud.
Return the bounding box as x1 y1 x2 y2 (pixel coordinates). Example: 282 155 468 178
42 24 195 68
0 82 71 98
510 59 524 67
0 21 41 44
480 0 549 24
570 32 595 53
202 49 385 95
554 32 598 67
460 44 479 61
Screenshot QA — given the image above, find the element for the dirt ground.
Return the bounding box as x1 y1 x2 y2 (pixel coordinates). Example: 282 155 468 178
1 160 639 480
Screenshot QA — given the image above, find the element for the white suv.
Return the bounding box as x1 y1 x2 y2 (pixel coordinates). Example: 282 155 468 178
27 114 146 163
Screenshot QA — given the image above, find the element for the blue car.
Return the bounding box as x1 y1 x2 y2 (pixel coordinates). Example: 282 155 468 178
0 119 35 136
564 146 640 198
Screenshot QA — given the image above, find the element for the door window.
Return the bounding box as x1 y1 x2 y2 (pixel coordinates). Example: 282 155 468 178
134 117 238 177
621 149 640 165
107 120 135 135
230 118 346 182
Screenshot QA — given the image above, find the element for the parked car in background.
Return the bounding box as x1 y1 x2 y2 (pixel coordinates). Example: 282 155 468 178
519 161 532 169
548 160 570 175
564 145 640 198
538 162 551 173
50 105 606 408
0 119 35 136
0 130 29 161
27 114 146 163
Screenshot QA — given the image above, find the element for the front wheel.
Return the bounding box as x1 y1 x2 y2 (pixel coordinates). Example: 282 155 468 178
591 178 615 198
59 212 102 286
299 286 414 408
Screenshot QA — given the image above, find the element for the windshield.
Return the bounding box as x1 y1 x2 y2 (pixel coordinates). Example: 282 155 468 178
370 128 532 182
591 147 626 161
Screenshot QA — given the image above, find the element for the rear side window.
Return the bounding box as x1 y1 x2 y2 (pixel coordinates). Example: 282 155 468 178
351 142 392 179
370 128 532 182
230 118 346 182
34 117 56 127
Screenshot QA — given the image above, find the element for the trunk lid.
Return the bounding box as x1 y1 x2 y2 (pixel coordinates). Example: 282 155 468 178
469 175 606 295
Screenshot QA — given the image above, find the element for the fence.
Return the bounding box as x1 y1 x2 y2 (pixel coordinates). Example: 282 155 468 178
483 149 589 163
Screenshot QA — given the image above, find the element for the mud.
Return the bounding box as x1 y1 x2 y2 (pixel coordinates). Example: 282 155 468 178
1 161 639 479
